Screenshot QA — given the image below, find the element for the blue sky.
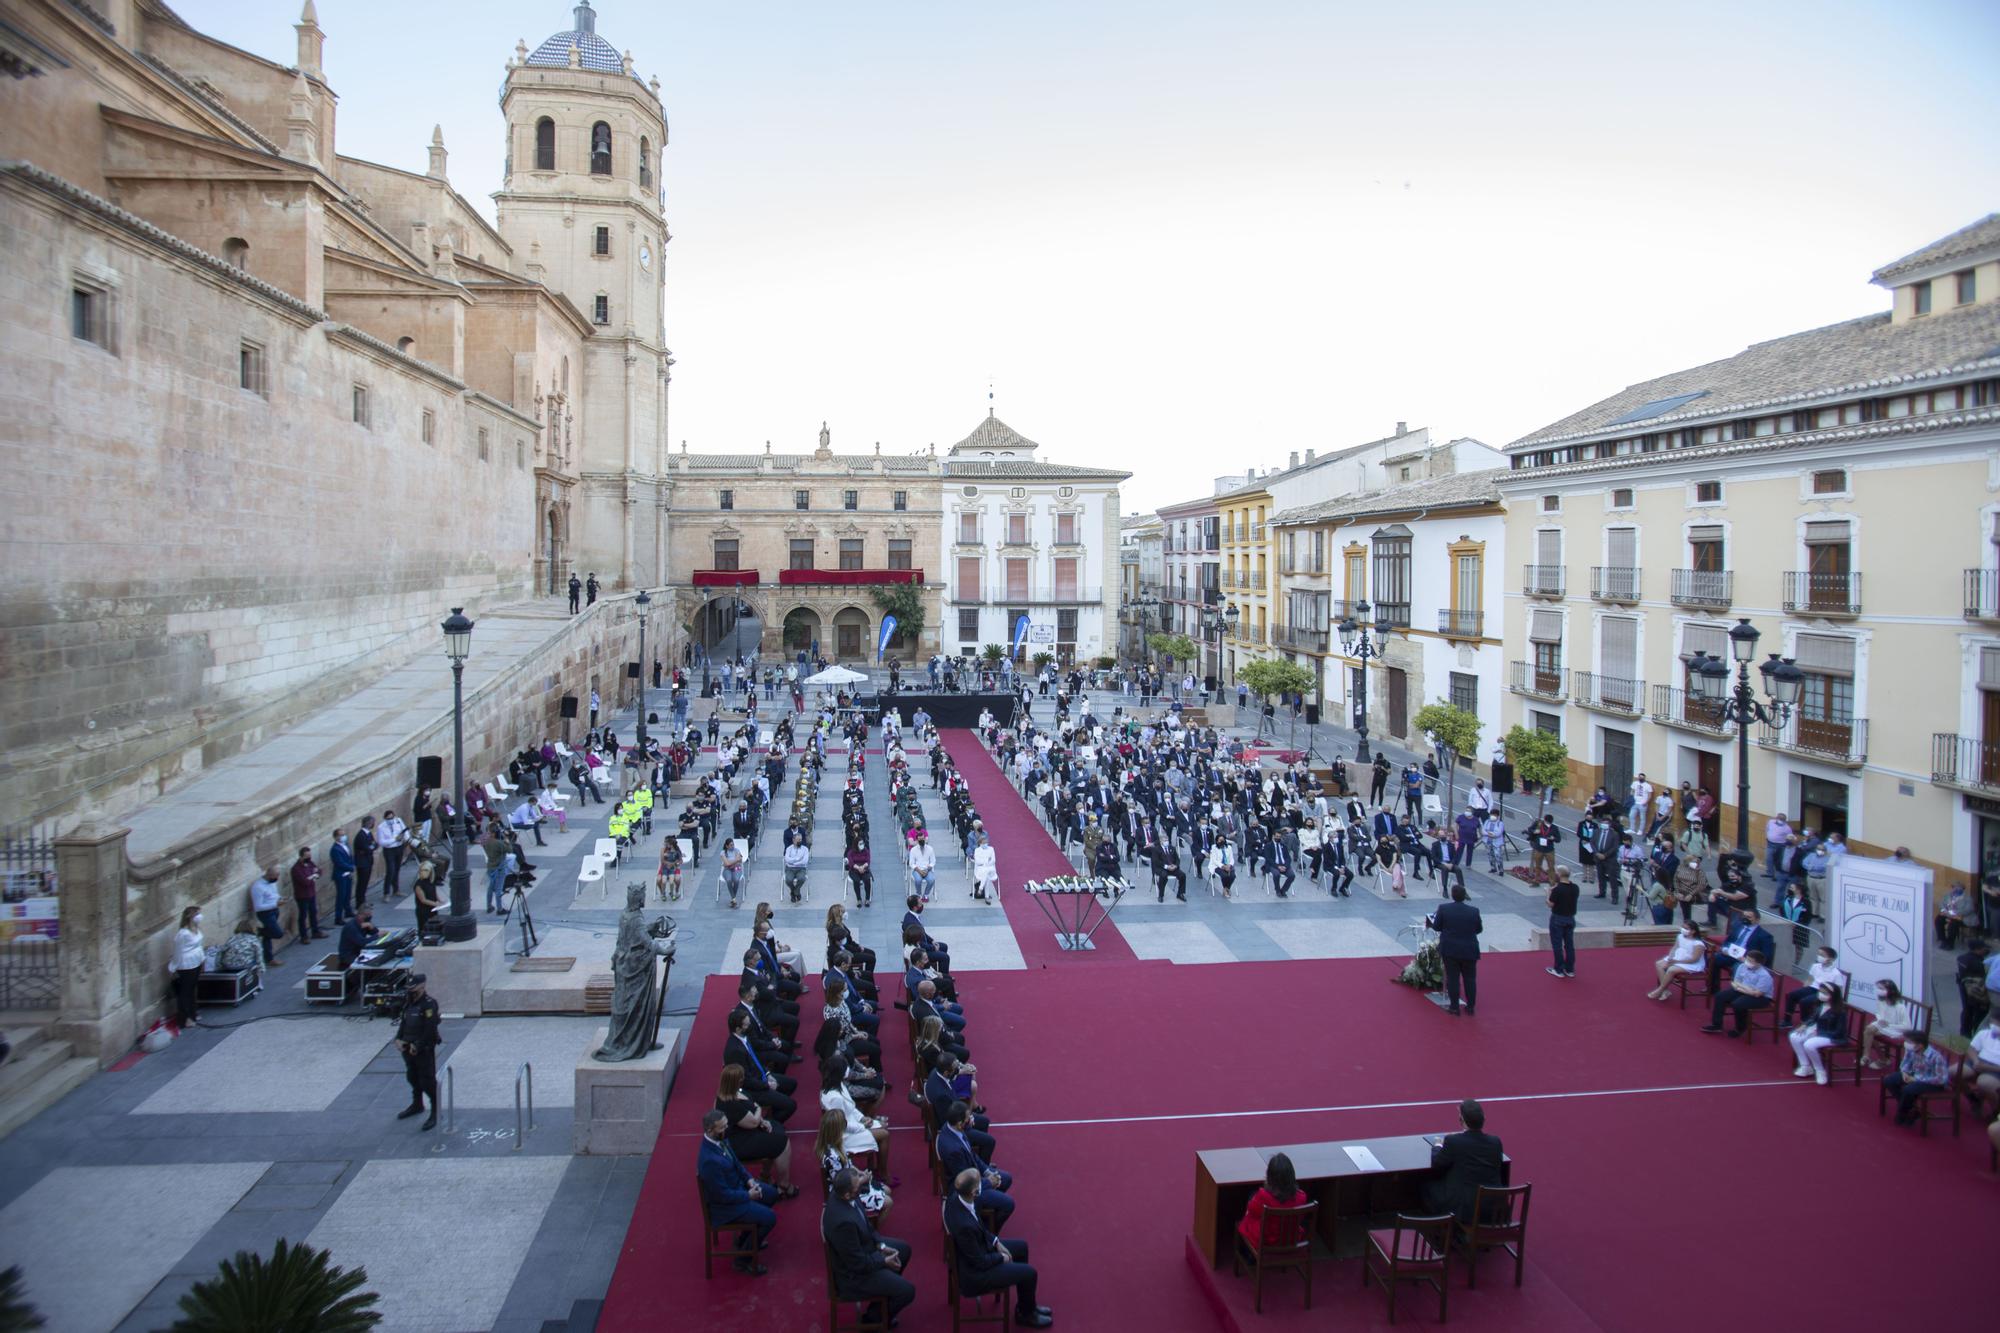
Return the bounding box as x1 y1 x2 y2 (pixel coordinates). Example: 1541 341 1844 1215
175 0 2000 510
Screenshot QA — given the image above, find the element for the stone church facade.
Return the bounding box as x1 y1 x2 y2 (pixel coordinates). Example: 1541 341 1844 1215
0 1 670 823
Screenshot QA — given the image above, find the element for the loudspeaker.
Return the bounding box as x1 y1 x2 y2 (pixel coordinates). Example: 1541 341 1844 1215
416 754 443 788
626 662 641 679
1490 760 1515 795
1305 703 1321 725
559 695 579 719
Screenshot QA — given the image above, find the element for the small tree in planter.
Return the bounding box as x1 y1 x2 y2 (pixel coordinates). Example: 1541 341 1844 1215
1239 658 1316 743
1094 655 1116 671
1502 725 1570 816
170 1240 381 1333
1146 632 1197 668
1413 700 1482 814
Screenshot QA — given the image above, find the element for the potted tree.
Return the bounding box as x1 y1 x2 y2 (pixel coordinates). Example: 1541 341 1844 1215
1413 700 1482 814
169 1240 381 1332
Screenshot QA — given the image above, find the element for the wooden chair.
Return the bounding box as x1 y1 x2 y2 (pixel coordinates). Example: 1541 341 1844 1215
1741 994 1785 1045
1362 1212 1453 1324
698 1188 762 1279
1230 1199 1318 1312
1878 1067 1961 1137
823 1242 891 1331
1813 1009 1868 1085
1869 1000 1934 1070
943 1234 1011 1331
1672 942 1718 1010
1458 1183 1532 1288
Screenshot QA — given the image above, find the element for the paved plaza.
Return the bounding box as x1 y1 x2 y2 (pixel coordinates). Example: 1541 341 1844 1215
0 685 1775 1331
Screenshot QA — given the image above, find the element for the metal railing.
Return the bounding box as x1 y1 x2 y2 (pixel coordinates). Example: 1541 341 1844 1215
1571 670 1643 714
1374 600 1411 629
1781 570 1861 617
1437 608 1483 638
1509 660 1565 699
1670 568 1733 608
1651 683 1732 734
1590 566 1641 602
1252 523 1266 541
1233 624 1267 645
1933 733 2000 793
1758 713 1868 764
1964 569 2000 620
982 588 1102 605
1270 623 1328 651
0 936 57 1009
1242 570 1266 590
1523 564 1566 598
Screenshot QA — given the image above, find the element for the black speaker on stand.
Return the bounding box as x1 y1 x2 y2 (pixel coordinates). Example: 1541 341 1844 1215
559 694 578 744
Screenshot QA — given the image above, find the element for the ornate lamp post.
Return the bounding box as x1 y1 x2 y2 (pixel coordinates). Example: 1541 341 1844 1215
1201 602 1239 690
1689 616 1804 861
1337 598 1395 763
634 588 651 749
440 606 476 943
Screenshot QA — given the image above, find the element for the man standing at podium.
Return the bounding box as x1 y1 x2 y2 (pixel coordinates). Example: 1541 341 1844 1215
1429 885 1483 1016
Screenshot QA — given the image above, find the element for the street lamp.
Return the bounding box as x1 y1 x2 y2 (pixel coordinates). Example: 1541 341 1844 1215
634 588 651 749
1337 598 1395 763
1688 616 1804 862
440 606 476 944
1200 602 1238 688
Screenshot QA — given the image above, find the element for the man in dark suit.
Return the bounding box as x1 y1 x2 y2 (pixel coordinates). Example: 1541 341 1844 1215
1705 908 1775 990
826 953 880 1036
903 896 950 973
927 1057 994 1150
911 986 968 1051
1151 837 1188 901
699 1109 775 1275
946 1169 1052 1328
1267 835 1296 898
823 1167 915 1323
937 1101 1014 1231
1429 885 1483 1016
1422 1098 1506 1223
724 1010 797 1121
731 980 794 1071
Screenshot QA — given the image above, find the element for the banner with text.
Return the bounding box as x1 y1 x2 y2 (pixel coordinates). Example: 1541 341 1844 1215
1827 854 1930 1016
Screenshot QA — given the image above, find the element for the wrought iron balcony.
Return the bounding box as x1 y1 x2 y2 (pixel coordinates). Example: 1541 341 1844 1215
1509 660 1565 700
1964 569 2000 621
1437 609 1483 639
1781 571 1861 617
1934 733 2000 794
1590 566 1641 604
1522 564 1566 599
1650 684 1732 735
1758 713 1867 766
1670 568 1733 609
1571 671 1643 715
1270 624 1328 652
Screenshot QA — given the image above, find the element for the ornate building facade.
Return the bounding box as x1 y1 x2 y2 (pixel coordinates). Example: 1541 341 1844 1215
0 1 668 821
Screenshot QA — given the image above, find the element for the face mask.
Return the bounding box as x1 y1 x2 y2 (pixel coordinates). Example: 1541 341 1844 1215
193 914 202 924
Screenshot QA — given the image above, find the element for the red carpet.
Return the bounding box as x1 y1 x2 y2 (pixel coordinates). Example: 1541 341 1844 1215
599 948 1995 1332
936 728 1136 965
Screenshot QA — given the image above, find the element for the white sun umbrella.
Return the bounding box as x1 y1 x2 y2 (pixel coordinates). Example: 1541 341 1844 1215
805 664 868 687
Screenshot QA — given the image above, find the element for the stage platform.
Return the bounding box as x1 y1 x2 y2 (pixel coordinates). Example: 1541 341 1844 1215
597 946 1996 1332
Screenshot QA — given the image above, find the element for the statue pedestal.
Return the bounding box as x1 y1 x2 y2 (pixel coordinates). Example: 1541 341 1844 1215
414 923 502 1018
574 1024 680 1155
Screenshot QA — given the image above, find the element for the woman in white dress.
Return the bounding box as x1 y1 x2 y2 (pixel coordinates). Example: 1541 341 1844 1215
972 841 999 902
819 1054 892 1179
1646 920 1708 1000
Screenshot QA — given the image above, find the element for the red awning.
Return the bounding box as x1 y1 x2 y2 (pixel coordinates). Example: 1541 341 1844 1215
776 569 924 586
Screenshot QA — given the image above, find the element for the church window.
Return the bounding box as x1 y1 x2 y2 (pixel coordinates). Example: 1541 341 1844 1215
719 489 734 510
593 226 610 257
590 121 612 175
221 237 249 270
639 136 652 188
238 340 268 398
535 117 556 171
894 490 908 511
421 410 435 446
477 428 490 462
351 384 370 428
516 438 527 470
794 489 811 511
593 295 609 325
70 279 110 351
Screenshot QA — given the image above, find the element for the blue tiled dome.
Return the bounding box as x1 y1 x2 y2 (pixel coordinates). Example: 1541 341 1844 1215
525 3 624 73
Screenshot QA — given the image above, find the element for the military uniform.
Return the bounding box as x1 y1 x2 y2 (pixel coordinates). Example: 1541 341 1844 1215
396 977 442 1125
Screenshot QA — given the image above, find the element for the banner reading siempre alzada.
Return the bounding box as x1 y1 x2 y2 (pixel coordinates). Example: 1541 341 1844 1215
1827 854 1930 1017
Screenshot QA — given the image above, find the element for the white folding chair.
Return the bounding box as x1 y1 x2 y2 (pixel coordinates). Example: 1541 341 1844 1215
576 854 605 886
496 772 519 794
484 782 506 807
595 836 620 869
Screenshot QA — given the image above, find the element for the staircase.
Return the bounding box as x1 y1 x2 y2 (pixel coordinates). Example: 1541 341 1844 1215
0 1020 97 1139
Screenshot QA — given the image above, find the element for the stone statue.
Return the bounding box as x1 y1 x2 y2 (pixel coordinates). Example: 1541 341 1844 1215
594 884 676 1060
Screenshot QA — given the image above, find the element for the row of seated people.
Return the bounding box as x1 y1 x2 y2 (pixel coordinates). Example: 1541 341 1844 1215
1645 913 2000 1143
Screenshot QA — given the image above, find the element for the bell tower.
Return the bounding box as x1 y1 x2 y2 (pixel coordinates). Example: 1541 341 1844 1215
497 2 672 590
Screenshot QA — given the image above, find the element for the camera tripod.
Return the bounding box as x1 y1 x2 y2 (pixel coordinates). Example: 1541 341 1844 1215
500 876 539 958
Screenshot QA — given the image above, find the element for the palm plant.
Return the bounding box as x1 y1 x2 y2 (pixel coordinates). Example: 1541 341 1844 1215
170 1240 381 1333
0 1266 46 1332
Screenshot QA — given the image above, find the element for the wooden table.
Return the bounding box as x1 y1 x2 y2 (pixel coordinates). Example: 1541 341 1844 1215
1192 1135 1511 1268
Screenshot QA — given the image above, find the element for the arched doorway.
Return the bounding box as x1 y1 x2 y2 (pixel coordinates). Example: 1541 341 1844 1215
782 607 822 656
832 605 871 662
694 596 762 660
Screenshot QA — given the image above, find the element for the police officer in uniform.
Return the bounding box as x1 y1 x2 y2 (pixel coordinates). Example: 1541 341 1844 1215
395 972 442 1130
